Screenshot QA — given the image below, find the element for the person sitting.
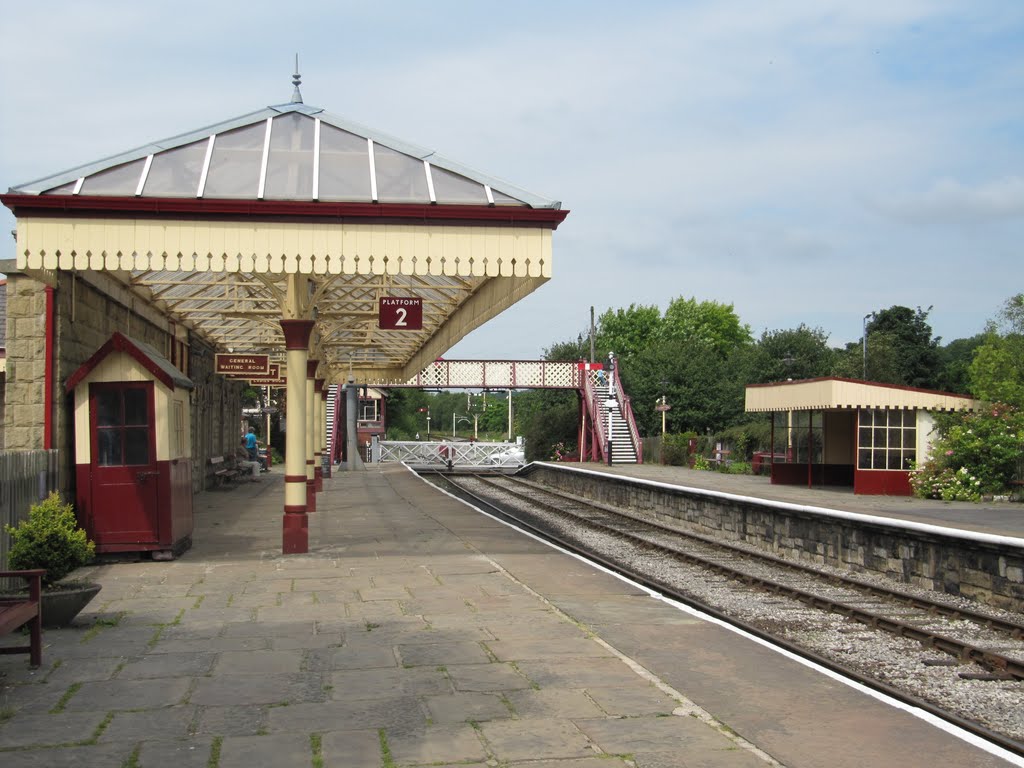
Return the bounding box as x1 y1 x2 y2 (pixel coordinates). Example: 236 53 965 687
235 439 261 481
245 427 268 471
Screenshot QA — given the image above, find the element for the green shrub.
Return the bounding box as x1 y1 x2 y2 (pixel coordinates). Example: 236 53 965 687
721 461 751 475
4 492 95 587
692 454 712 471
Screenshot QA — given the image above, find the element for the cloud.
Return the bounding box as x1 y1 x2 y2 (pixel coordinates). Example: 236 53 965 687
869 176 1024 225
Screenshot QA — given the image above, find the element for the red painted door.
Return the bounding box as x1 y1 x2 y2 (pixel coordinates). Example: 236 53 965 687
89 382 160 545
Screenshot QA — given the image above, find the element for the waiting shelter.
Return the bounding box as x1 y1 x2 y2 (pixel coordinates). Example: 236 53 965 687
745 377 978 495
1 72 568 554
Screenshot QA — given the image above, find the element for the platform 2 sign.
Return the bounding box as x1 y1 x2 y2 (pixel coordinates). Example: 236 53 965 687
379 297 423 330
215 354 270 376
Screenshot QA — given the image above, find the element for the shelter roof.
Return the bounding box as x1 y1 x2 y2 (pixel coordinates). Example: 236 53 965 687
65 332 194 393
745 377 979 413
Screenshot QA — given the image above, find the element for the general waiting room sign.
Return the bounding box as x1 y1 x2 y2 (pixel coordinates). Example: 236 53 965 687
215 354 270 376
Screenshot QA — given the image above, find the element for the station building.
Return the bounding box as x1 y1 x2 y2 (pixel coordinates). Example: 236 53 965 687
745 377 979 495
1 74 568 555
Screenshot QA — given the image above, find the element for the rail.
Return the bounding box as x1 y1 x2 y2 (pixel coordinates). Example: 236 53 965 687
612 364 643 463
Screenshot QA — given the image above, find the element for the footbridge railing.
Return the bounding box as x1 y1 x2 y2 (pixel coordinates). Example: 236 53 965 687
370 439 525 469
373 360 584 389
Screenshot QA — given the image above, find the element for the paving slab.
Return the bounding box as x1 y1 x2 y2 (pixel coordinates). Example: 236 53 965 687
0 465 1016 768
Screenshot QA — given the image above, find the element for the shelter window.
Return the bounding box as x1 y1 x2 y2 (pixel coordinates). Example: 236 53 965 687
143 140 209 197
858 409 915 471
772 411 822 464
80 158 147 196
95 386 151 466
358 398 379 423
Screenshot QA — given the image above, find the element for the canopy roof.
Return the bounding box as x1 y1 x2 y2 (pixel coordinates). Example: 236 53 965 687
10 102 560 210
3 92 567 383
745 377 979 413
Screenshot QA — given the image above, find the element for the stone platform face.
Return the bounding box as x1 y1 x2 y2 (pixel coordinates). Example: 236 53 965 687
0 466 1012 767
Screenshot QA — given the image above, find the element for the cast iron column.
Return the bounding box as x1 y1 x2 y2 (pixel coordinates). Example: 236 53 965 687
280 320 314 554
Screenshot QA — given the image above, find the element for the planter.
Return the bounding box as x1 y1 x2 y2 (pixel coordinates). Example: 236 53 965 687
41 582 102 628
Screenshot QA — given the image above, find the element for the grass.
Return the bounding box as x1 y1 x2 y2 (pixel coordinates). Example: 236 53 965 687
378 728 396 768
49 682 82 713
207 735 223 768
310 732 324 768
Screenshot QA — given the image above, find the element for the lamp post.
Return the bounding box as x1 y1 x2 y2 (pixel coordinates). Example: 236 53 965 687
453 414 470 437
863 312 875 380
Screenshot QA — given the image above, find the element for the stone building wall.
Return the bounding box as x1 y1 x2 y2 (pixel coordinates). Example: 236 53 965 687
2 268 246 494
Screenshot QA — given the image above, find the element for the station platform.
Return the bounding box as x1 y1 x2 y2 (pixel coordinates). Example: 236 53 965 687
570 461 1024 541
0 465 1018 767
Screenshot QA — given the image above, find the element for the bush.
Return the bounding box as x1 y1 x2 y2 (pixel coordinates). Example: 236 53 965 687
4 492 95 587
662 432 697 466
910 403 1024 499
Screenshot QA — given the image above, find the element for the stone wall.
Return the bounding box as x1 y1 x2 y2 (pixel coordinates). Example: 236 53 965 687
2 269 245 494
525 465 1024 612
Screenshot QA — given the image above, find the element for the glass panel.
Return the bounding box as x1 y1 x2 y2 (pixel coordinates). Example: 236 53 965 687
96 391 122 427
873 428 887 448
80 158 147 196
429 166 488 205
97 429 122 466
374 144 429 203
859 409 873 427
490 189 527 206
902 450 916 469
42 181 78 195
858 427 872 447
858 448 872 469
124 389 149 426
124 428 150 465
143 140 209 197
873 449 886 468
318 124 372 201
264 113 315 200
203 123 265 198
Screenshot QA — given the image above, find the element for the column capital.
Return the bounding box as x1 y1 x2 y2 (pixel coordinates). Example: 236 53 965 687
306 359 319 379
280 319 315 350
314 378 325 393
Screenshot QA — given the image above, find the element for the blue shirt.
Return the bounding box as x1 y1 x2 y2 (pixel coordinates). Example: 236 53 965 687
245 433 257 450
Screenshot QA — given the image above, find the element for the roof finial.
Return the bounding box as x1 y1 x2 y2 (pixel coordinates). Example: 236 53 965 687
291 54 303 104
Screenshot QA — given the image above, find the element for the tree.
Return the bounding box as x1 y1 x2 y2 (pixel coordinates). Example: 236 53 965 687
968 294 1024 407
862 305 942 388
936 334 985 395
748 325 836 384
658 297 752 357
595 304 662 361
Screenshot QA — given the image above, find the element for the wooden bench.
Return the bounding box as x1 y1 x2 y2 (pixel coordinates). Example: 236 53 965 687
0 569 44 668
209 455 243 487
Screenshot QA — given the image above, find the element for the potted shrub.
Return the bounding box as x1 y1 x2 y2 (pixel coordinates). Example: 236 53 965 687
4 492 100 627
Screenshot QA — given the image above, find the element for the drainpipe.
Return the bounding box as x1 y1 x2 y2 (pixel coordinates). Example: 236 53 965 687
44 285 55 450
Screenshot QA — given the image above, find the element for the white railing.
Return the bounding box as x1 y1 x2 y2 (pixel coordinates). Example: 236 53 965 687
373 440 525 468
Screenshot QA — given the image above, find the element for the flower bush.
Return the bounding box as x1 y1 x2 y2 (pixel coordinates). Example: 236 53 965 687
909 464 982 502
910 403 1024 500
692 454 712 471
549 442 575 461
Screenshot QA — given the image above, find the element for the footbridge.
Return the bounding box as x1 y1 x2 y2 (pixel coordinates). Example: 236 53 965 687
348 359 643 464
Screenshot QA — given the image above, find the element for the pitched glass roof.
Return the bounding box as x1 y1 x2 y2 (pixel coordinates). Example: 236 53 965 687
11 102 560 210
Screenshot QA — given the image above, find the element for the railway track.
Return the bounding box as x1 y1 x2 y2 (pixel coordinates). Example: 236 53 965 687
428 471 1024 758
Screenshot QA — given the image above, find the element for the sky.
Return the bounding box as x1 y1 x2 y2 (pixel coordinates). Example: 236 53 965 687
1 1 1022 359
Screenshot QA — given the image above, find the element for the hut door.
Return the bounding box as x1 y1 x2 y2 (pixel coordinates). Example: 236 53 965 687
89 382 160 545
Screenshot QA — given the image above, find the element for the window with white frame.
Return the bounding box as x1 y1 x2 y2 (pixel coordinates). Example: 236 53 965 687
858 408 915 470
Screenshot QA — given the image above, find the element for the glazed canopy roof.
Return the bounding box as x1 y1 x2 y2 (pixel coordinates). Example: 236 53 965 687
3 91 567 383
11 102 559 210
